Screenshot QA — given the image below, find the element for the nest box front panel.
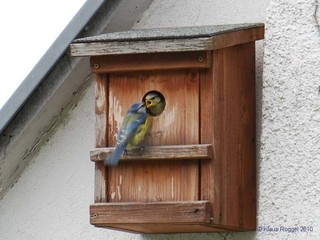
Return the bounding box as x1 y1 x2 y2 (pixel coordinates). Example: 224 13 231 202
107 69 200 202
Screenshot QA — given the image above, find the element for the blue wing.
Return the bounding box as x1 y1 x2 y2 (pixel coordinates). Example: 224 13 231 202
105 102 147 166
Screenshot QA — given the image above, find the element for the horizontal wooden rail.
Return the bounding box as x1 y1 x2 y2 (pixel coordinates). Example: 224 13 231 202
90 201 211 225
90 51 211 73
90 144 213 162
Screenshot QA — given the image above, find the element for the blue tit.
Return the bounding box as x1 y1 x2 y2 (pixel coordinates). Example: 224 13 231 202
143 90 166 116
105 91 165 166
105 101 149 166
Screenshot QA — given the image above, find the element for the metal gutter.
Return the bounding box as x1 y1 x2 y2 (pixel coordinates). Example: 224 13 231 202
0 0 105 134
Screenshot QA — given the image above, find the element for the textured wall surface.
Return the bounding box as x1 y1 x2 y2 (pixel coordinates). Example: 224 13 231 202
259 0 320 239
2 0 320 239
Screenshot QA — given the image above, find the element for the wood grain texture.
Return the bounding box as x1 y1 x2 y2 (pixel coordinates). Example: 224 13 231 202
238 42 257 229
94 74 108 203
202 43 256 230
70 37 212 56
107 69 200 202
210 26 264 50
70 26 264 56
90 51 211 73
90 201 211 224
199 67 215 210
89 32 259 232
90 144 213 161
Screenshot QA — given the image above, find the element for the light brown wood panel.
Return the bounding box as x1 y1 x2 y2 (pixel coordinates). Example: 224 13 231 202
107 69 200 202
201 43 256 230
94 74 108 202
199 67 215 208
90 201 210 224
90 51 211 73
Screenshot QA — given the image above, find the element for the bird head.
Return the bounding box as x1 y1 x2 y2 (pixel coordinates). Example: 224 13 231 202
142 90 166 116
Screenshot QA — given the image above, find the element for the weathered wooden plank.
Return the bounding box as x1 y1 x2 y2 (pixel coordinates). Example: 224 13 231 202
90 201 211 224
90 144 213 162
107 69 199 203
70 26 264 57
210 26 264 50
70 37 213 56
208 43 256 230
238 42 257 230
94 74 108 203
90 51 211 73
199 66 215 212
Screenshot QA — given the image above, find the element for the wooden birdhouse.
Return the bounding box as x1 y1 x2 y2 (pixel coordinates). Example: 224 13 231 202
70 23 264 233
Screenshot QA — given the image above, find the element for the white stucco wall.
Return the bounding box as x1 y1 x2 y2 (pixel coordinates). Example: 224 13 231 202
2 0 320 239
259 0 320 239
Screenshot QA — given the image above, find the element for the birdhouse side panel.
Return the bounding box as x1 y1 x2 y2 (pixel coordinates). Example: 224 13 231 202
202 43 256 230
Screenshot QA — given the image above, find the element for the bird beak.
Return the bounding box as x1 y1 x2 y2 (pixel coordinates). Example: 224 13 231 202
146 100 152 108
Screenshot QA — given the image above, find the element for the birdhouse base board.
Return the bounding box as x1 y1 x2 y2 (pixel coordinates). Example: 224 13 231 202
90 201 210 224
90 201 255 233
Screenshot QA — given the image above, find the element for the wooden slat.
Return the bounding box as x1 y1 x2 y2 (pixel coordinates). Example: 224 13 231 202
238 42 257 230
90 51 211 73
94 74 108 203
199 66 215 210
70 37 212 56
90 201 211 224
70 26 264 56
208 43 256 230
90 144 213 162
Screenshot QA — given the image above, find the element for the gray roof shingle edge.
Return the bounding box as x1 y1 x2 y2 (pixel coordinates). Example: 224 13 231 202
73 23 264 43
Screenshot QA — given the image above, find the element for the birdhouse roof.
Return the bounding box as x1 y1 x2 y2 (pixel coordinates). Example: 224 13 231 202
70 23 264 56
